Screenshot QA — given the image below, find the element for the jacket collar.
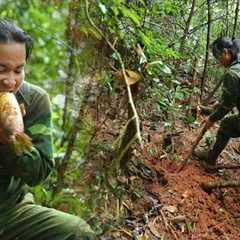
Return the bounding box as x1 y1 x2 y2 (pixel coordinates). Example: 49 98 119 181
15 81 30 106
230 59 240 67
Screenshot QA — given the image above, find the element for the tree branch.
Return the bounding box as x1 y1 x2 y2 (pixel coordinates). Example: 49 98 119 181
84 0 143 148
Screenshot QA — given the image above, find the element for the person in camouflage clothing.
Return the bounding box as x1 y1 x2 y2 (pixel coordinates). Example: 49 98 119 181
195 37 240 168
0 20 95 239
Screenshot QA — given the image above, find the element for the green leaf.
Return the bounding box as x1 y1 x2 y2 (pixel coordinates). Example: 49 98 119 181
121 6 140 26
139 31 152 46
184 116 196 124
111 5 119 15
161 64 172 75
157 99 169 109
98 2 107 14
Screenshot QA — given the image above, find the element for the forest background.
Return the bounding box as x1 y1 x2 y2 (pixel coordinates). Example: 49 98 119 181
2 0 240 239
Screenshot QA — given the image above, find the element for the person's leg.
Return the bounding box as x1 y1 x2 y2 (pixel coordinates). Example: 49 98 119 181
0 198 95 240
195 115 240 166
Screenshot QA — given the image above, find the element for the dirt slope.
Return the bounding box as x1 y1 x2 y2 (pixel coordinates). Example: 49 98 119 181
119 125 240 240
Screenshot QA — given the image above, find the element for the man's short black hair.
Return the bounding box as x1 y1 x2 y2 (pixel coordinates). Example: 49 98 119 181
211 36 240 63
0 19 33 60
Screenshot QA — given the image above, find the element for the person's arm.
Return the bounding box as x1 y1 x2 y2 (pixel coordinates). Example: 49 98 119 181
209 72 238 122
0 91 54 186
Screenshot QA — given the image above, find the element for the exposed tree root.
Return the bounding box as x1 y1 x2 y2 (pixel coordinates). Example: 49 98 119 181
201 180 240 192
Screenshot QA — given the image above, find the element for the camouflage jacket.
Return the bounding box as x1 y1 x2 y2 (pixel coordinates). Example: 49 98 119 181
210 60 240 122
0 81 54 207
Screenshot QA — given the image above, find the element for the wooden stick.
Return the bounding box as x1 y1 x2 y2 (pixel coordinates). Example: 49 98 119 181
178 125 207 172
201 180 240 192
203 78 223 105
207 164 240 170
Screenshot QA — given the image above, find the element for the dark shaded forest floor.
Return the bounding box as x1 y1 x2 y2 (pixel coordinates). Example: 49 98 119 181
99 120 240 240
73 84 240 239
106 120 240 240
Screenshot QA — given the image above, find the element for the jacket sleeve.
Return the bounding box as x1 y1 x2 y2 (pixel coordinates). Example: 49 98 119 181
0 91 54 186
209 72 238 122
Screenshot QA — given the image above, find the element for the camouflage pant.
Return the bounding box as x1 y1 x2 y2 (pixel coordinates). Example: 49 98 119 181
218 114 240 138
0 194 95 240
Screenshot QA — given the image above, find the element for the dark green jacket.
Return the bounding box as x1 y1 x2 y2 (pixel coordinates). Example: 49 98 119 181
210 61 240 122
0 81 54 207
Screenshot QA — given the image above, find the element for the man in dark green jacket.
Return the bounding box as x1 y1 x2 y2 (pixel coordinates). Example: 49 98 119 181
0 20 95 239
195 37 240 168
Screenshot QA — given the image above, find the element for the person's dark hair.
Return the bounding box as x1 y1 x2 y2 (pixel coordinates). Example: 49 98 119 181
211 36 240 63
0 19 33 60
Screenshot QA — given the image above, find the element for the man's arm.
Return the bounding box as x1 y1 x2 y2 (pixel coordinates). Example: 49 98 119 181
0 91 54 186
209 72 238 122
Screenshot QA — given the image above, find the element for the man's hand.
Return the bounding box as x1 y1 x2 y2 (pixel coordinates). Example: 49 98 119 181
0 128 9 144
204 117 214 129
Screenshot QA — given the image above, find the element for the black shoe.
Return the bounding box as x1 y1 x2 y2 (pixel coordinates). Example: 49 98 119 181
193 148 217 167
200 161 217 173
193 148 209 161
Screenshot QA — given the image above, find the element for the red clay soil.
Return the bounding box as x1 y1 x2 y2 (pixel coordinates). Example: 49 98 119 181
142 127 240 240
88 95 240 239
148 160 240 239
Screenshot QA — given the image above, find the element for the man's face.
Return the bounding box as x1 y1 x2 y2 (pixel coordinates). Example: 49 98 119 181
0 43 26 93
216 48 232 67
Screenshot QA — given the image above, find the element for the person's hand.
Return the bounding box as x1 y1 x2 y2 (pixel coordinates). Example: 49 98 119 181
0 128 9 144
204 117 214 129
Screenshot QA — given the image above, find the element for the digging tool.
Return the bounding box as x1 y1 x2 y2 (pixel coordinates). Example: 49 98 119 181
177 124 207 172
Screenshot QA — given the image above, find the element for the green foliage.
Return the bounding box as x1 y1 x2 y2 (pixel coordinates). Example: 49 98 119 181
95 0 179 64
153 82 188 122
0 1 67 93
204 130 215 146
2 0 240 236
29 184 91 217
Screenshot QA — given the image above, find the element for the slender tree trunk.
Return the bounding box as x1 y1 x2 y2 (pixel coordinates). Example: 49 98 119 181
62 50 75 131
62 0 81 129
55 0 82 192
179 0 196 54
201 0 212 101
226 0 229 35
57 106 84 191
186 55 198 116
232 0 240 38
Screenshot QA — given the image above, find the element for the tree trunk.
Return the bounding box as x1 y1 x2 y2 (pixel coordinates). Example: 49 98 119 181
226 0 229 35
186 42 199 116
56 0 82 192
179 0 196 54
201 0 212 101
62 0 82 129
57 106 84 190
232 0 240 38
